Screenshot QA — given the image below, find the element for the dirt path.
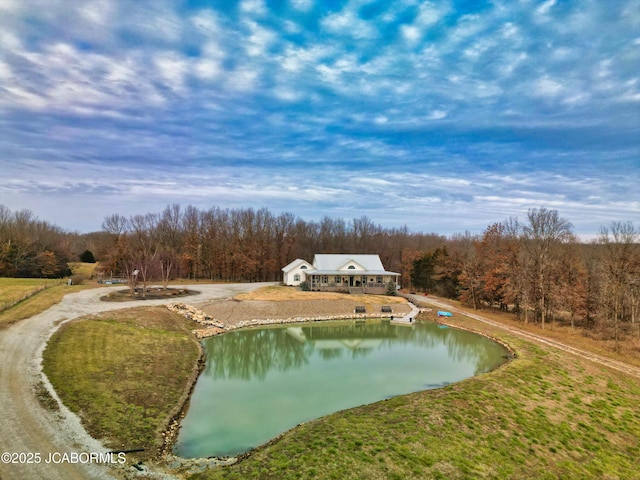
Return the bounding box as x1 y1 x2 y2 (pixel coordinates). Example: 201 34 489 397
0 282 273 480
408 294 640 380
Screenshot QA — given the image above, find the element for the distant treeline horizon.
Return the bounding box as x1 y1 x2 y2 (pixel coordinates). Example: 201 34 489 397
1 203 638 344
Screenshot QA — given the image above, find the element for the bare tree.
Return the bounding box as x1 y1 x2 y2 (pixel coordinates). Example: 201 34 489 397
128 213 160 297
520 208 574 329
597 221 640 346
157 204 182 289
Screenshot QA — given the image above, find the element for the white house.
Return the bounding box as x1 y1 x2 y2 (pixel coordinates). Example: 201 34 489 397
281 258 313 286
282 254 400 294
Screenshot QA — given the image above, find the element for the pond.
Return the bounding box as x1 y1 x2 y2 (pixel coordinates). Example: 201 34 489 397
174 320 510 458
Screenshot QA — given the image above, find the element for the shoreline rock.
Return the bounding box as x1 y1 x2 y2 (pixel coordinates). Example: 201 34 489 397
167 302 399 339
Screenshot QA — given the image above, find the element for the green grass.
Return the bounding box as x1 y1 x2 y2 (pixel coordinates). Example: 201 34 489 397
0 282 95 328
185 330 640 480
0 277 57 310
42 307 202 458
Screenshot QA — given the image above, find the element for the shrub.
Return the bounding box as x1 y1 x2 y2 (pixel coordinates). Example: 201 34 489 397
69 274 86 285
299 281 310 291
79 250 96 263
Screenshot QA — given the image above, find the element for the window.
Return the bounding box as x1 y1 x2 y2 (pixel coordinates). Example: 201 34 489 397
376 276 383 284
322 276 329 284
294 274 300 282
300 265 307 270
347 265 356 269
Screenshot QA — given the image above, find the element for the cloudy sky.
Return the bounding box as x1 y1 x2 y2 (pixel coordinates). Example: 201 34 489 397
1 0 638 237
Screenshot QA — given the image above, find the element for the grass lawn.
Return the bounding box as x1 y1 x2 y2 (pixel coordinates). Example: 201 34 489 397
185 313 640 480
0 277 57 310
42 306 202 459
0 282 96 329
0 264 99 328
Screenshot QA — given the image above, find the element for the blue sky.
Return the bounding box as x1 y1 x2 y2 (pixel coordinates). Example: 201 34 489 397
1 0 638 237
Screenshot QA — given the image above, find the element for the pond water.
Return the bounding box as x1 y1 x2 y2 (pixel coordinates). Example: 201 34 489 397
174 320 509 458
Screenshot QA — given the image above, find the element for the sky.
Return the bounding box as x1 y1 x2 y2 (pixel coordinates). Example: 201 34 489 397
1 0 639 238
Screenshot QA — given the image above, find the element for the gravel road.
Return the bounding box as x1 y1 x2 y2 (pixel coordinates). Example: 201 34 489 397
0 282 273 480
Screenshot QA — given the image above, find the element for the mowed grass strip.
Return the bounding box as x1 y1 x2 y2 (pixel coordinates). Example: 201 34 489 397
0 283 94 328
0 277 51 301
0 277 58 312
189 320 640 480
43 307 201 458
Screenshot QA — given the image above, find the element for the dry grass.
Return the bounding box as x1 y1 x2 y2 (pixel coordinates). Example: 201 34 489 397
0 278 55 310
0 283 96 329
235 285 407 304
68 262 99 278
0 264 101 328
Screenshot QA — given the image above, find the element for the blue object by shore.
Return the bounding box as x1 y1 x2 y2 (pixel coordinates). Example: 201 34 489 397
437 311 453 317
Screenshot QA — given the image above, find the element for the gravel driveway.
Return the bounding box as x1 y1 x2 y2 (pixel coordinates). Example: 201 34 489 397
0 282 273 480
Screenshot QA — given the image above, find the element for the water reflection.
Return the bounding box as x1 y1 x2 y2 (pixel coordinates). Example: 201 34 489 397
177 320 509 458
203 321 503 381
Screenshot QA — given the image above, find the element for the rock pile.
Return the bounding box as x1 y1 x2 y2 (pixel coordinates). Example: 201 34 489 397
167 303 228 339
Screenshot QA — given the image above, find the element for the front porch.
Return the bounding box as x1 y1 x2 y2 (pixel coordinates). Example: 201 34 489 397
308 274 397 294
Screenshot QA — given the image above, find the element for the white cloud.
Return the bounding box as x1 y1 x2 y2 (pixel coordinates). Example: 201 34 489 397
499 52 528 76
401 25 421 45
125 6 183 44
535 76 564 98
240 0 267 16
78 0 114 28
321 9 377 39
536 0 557 16
191 9 221 35
154 52 189 93
1 86 47 109
194 42 225 81
290 0 312 12
0 0 20 12
427 110 447 120
400 2 449 46
245 21 276 56
0 60 12 80
226 67 259 91
415 1 448 27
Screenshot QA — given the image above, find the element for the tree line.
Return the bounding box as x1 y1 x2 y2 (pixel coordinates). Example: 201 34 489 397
1 203 638 342
0 205 74 278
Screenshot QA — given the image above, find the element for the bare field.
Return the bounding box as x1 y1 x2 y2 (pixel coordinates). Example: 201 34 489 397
234 285 407 303
199 285 411 325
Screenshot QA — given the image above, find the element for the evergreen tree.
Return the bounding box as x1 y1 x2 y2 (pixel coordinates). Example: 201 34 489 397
79 250 96 263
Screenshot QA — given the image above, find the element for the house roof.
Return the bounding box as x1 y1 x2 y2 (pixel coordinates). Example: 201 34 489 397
309 254 399 276
312 254 385 271
281 258 313 272
282 254 399 276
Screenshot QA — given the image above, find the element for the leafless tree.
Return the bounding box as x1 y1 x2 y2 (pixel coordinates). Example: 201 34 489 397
597 221 640 346
520 208 575 328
